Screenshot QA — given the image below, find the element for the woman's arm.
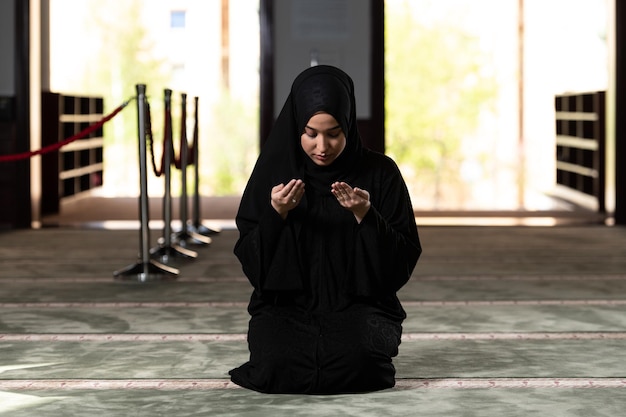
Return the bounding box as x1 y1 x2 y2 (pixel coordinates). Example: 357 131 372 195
234 182 304 293
347 157 422 295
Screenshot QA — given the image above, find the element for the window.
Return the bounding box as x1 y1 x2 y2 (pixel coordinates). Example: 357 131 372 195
170 10 186 29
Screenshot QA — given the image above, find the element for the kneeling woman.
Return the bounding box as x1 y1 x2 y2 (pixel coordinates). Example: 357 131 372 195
229 65 422 394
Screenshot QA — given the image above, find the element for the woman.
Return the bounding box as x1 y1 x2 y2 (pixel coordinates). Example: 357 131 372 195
229 65 421 394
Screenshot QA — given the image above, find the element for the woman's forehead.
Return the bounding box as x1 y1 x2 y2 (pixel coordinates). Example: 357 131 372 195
306 112 341 128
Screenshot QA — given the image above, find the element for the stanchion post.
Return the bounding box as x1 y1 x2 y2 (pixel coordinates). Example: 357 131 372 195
113 84 179 281
173 93 211 247
180 93 189 229
190 96 220 236
151 89 197 263
138 84 152 264
162 89 175 249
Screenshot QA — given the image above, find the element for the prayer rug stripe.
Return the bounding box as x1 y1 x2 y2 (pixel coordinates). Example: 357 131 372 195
3 332 626 342
0 277 248 283
3 299 626 308
1 378 625 390
402 299 626 306
414 274 626 281
0 302 249 308
394 378 626 389
1 275 625 283
0 334 247 342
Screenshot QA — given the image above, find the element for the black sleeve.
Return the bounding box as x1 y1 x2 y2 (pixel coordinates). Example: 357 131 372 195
347 159 422 296
234 206 304 293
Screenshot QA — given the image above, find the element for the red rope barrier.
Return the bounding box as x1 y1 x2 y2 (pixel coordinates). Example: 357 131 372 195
0 98 133 163
148 98 173 177
173 97 195 170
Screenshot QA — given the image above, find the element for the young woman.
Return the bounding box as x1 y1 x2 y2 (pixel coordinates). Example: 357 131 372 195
229 65 421 394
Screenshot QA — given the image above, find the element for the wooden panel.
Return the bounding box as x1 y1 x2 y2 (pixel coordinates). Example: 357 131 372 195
615 0 626 224
259 0 384 153
41 92 105 216
554 91 605 212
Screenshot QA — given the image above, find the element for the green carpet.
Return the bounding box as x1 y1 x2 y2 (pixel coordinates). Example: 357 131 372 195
1 225 626 416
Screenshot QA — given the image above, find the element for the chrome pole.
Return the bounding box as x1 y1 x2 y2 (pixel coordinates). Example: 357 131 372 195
151 89 197 262
137 84 151 264
190 96 220 236
174 93 211 247
114 84 179 281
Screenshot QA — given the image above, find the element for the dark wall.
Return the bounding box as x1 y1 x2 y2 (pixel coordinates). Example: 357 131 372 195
259 0 385 153
0 0 31 229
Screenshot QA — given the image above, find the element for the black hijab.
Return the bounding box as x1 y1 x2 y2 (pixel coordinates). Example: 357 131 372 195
237 65 365 230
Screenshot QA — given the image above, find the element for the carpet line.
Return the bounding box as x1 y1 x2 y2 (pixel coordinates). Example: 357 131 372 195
0 277 248 283
1 378 625 390
2 299 626 308
402 299 626 306
415 274 626 281
3 332 626 342
1 275 625 283
0 302 250 308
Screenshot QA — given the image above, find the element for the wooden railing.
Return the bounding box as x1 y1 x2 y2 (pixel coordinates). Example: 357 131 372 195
554 91 605 212
41 92 105 216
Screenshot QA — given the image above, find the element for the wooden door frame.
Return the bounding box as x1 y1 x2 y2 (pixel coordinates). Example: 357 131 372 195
615 0 626 224
259 0 385 153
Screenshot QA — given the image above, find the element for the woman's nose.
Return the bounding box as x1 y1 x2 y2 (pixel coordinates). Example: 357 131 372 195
316 136 329 152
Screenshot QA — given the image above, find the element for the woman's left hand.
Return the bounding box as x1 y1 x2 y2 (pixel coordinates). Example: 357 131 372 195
331 181 371 223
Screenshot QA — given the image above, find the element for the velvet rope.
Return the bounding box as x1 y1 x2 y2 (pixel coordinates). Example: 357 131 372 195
0 98 133 163
173 97 195 170
148 98 173 177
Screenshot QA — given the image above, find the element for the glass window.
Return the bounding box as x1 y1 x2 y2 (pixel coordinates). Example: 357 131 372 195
170 10 186 28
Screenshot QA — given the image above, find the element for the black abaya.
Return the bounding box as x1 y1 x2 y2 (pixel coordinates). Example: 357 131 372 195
229 65 421 394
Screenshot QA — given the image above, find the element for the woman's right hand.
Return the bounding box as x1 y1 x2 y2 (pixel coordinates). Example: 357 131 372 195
271 179 305 219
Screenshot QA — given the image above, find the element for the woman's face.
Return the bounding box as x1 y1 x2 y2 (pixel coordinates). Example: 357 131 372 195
300 112 346 166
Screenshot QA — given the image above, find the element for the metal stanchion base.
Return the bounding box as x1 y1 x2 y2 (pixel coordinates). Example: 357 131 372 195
150 242 198 264
174 230 212 247
190 222 221 236
113 259 179 282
